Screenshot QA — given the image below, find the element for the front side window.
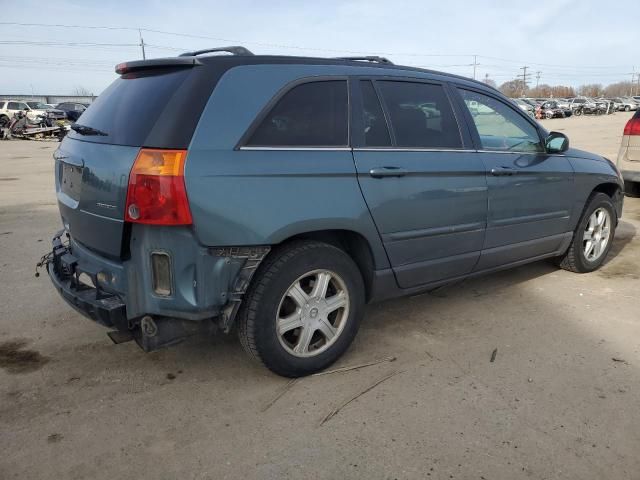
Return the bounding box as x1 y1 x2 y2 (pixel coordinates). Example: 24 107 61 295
377 81 462 148
459 89 543 153
247 80 348 147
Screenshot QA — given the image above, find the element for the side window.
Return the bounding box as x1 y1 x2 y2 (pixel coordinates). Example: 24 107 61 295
377 81 462 148
359 80 391 147
247 80 348 147
459 89 543 153
7 102 18 110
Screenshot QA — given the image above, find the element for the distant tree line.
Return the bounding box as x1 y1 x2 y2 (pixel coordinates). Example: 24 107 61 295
484 78 639 98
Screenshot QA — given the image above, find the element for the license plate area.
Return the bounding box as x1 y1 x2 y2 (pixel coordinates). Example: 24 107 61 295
61 162 83 200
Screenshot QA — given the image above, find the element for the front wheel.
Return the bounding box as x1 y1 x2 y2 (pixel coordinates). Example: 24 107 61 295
625 106 631 112
557 193 616 273
237 241 365 377
545 111 554 119
574 108 582 116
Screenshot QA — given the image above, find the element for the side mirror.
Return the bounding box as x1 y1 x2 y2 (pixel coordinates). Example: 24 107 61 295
545 131 569 153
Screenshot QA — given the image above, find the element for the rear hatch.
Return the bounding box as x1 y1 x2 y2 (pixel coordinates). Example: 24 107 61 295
55 61 220 258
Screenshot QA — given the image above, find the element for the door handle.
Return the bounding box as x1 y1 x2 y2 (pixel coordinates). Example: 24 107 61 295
490 167 516 176
369 167 408 178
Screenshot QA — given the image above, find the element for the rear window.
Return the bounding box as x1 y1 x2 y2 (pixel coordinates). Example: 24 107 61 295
70 68 192 147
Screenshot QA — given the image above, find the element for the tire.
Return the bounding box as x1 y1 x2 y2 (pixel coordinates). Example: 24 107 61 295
557 193 616 273
624 180 640 198
625 106 631 112
0 115 8 128
574 109 582 116
237 240 365 377
545 111 554 119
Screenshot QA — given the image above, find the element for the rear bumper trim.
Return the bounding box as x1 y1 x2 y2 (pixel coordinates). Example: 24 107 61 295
47 234 127 329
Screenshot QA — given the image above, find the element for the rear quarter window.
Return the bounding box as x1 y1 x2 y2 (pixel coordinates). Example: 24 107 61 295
246 80 348 147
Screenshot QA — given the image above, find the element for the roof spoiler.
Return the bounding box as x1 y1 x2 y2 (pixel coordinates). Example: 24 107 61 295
115 57 203 75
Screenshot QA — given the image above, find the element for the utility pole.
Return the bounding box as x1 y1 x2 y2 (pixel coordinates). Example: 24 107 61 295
472 55 479 80
519 66 530 96
138 29 146 60
535 71 542 89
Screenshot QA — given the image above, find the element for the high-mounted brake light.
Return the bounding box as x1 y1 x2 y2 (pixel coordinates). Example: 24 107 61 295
623 117 640 136
125 149 192 225
115 63 129 74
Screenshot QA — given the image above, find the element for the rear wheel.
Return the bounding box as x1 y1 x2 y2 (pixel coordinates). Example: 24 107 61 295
557 193 616 273
625 105 631 112
0 115 9 128
237 241 364 377
545 111 554 119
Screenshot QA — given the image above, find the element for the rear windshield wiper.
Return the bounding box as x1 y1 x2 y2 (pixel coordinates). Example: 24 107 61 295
71 124 108 136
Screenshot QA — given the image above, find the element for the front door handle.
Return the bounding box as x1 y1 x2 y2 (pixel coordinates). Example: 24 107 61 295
369 167 408 178
490 166 516 176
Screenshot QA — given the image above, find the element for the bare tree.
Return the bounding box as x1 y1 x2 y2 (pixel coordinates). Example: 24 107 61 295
576 84 604 98
499 79 528 98
603 81 635 97
71 86 93 96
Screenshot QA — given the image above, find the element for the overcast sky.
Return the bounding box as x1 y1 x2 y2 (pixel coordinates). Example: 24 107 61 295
1 0 637 95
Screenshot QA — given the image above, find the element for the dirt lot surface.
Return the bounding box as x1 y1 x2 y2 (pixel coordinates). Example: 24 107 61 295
1 113 639 480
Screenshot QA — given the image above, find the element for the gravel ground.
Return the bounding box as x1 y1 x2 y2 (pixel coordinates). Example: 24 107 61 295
1 112 639 480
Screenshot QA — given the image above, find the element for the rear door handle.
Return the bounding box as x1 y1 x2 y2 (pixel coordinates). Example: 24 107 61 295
490 167 516 176
369 167 408 178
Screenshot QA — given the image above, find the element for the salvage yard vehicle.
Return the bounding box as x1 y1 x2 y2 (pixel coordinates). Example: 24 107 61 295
26 101 66 120
43 47 624 377
55 102 88 122
538 100 572 119
617 109 640 197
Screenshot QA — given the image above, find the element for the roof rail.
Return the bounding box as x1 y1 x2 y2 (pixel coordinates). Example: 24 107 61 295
335 56 394 65
179 46 254 57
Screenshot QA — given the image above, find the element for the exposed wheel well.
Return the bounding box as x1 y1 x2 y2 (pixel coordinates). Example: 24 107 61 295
592 182 620 199
277 230 376 302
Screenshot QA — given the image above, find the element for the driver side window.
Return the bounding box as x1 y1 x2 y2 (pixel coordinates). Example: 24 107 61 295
459 89 543 153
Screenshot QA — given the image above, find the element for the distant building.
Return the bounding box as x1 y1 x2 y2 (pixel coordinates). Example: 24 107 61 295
0 94 96 105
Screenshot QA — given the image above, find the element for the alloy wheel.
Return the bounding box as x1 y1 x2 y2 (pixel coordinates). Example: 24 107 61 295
583 207 611 262
276 269 350 358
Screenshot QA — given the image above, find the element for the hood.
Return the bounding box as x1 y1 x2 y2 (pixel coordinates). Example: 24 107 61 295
565 147 605 162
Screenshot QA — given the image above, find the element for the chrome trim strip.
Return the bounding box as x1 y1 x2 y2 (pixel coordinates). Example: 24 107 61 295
491 210 570 227
353 147 476 153
385 221 486 242
239 146 352 151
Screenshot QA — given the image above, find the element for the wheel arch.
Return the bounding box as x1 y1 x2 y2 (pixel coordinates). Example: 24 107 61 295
273 229 378 302
591 182 623 222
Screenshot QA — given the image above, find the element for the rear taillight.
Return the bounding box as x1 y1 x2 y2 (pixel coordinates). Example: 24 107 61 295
125 149 192 225
623 117 640 136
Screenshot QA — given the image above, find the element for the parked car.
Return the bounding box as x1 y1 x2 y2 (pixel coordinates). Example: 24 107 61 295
554 98 571 109
539 100 571 119
0 99 50 121
617 109 640 197
567 97 597 115
617 97 638 112
44 48 624 377
512 98 534 117
55 102 88 122
608 98 624 111
26 101 66 120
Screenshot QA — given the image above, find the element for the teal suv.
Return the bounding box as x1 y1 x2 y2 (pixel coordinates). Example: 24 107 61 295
44 47 623 376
